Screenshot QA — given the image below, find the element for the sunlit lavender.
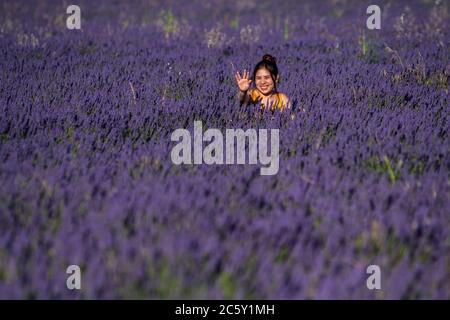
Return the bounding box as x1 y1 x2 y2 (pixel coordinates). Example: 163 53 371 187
0 0 449 299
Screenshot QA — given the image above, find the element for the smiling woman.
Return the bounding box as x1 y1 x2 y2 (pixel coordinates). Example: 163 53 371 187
235 54 291 112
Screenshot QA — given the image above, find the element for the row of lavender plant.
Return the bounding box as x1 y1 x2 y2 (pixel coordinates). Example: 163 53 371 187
0 0 448 299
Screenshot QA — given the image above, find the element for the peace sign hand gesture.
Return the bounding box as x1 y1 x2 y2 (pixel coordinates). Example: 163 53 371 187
234 69 252 92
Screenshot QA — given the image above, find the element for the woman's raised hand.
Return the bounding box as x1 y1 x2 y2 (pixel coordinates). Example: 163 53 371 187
234 69 252 92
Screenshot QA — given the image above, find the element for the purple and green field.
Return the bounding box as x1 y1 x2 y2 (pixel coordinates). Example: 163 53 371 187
0 0 449 299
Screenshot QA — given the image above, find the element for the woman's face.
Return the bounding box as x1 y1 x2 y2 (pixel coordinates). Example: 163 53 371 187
255 68 275 96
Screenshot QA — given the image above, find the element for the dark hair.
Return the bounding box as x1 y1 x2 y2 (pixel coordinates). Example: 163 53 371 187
252 54 279 92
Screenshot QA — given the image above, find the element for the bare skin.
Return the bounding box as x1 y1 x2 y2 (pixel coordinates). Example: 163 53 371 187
234 68 290 110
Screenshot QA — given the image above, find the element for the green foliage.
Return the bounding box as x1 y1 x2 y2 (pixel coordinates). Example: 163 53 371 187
358 30 382 63
284 17 289 41
364 155 402 183
218 271 236 299
230 17 239 30
157 9 179 39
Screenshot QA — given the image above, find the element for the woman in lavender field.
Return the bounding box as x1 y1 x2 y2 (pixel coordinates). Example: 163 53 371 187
235 54 292 112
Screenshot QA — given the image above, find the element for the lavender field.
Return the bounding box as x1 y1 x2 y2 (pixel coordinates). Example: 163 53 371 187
0 0 449 299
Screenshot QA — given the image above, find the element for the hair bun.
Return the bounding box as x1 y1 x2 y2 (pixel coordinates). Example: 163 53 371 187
262 54 277 64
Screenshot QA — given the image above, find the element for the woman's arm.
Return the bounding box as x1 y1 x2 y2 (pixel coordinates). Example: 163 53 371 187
234 70 252 106
236 89 251 105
